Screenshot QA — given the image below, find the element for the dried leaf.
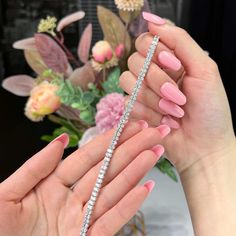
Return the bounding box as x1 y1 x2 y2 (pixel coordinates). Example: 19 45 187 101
56 104 80 120
97 5 131 55
68 62 95 90
35 33 69 74
57 11 85 32
24 49 48 76
2 75 35 96
13 37 36 50
77 23 93 64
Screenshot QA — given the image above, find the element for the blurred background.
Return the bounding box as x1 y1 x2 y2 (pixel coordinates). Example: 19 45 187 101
0 0 235 181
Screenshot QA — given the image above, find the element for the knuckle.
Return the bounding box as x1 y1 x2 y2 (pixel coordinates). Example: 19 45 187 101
207 59 219 73
175 27 189 38
119 71 131 87
127 52 138 68
135 32 149 49
142 128 159 140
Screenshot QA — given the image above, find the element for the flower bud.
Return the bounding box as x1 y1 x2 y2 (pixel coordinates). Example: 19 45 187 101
115 44 125 58
92 40 113 63
25 81 61 121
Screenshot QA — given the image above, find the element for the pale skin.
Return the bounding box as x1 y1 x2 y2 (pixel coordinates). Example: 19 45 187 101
120 21 236 235
0 122 169 236
1 21 236 236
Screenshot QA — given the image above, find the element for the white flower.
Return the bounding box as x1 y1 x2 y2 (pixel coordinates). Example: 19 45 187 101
114 0 144 11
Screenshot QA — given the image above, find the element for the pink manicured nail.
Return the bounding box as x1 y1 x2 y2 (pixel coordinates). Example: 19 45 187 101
51 133 69 148
138 120 149 129
161 115 180 129
156 124 171 138
159 99 184 118
160 82 186 106
142 12 166 25
144 180 156 193
158 51 182 71
152 145 165 158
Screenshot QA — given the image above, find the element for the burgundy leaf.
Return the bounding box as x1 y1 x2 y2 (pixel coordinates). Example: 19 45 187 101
129 0 150 37
35 33 69 74
13 37 36 50
2 75 35 96
68 62 95 90
77 23 93 64
57 11 85 32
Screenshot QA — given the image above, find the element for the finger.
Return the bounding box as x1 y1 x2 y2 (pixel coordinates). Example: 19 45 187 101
89 147 164 224
125 96 163 126
74 125 170 203
147 22 217 78
135 32 184 81
119 71 163 112
161 115 180 129
88 181 155 236
0 133 68 201
128 52 186 106
55 121 146 187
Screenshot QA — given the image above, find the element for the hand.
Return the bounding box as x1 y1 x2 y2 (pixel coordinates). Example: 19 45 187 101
120 20 235 173
0 121 169 236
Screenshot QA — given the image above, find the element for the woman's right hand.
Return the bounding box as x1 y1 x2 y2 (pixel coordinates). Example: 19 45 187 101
120 15 236 235
120 17 236 174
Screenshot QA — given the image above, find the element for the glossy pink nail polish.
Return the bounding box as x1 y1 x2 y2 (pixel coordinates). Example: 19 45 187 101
144 180 156 193
160 82 187 106
138 120 149 129
51 133 69 148
161 115 180 129
156 124 171 138
152 145 165 158
158 51 182 71
159 99 184 118
142 12 166 25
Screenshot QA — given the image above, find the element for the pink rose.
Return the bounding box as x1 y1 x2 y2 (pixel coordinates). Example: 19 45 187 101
92 40 113 63
95 93 125 133
25 81 61 121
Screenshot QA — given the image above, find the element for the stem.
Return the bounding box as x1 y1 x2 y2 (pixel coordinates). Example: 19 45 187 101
54 36 81 67
102 68 106 82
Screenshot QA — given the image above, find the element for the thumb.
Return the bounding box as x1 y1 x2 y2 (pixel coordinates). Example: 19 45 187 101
147 21 216 78
0 133 69 201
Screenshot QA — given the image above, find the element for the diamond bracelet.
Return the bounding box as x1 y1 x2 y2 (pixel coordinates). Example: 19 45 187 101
80 35 160 236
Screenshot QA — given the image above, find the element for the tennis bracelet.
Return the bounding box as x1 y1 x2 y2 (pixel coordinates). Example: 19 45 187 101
80 35 160 236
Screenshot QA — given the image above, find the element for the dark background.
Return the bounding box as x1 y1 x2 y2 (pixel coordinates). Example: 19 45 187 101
0 0 235 182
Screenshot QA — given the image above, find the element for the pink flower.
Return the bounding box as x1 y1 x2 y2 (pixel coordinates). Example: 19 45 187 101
95 93 125 133
25 81 61 121
115 44 125 58
92 40 113 63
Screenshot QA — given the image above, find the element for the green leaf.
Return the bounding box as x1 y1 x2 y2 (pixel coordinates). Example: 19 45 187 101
79 107 95 125
156 158 178 182
102 67 124 94
82 91 94 105
41 126 80 148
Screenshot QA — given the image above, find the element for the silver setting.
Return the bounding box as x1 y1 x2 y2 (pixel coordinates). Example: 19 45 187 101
80 35 160 236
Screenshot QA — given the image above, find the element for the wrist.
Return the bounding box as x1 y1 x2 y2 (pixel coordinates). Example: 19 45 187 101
180 139 236 235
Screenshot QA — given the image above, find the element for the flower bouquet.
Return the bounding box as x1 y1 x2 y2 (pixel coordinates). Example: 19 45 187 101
2 1 177 234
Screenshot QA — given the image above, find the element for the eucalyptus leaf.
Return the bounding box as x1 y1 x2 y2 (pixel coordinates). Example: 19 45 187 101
79 107 95 125
102 67 124 94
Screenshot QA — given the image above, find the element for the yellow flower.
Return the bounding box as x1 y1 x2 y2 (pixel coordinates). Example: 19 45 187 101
38 16 57 36
114 0 144 11
25 81 61 122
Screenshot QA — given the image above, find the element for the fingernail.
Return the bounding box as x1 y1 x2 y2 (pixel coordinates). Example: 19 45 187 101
156 124 171 138
158 51 182 71
51 133 69 148
159 99 184 118
138 120 149 129
144 180 156 193
151 144 165 158
161 115 180 129
142 12 166 25
160 82 186 106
